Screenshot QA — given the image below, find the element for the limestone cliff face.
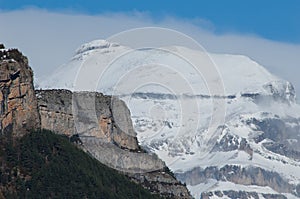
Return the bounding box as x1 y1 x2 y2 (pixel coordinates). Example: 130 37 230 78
36 89 192 198
177 165 299 198
0 45 40 137
177 165 294 192
36 89 139 150
36 89 74 136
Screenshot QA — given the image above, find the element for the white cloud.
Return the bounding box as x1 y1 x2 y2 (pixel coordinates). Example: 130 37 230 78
1 9 300 96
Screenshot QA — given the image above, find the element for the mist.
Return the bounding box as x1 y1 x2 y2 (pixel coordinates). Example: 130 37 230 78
1 9 300 97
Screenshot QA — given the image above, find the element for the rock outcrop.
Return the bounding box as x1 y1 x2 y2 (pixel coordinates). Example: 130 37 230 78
0 45 40 137
177 165 294 193
36 89 192 198
177 164 300 198
128 171 192 199
200 191 288 199
36 89 139 150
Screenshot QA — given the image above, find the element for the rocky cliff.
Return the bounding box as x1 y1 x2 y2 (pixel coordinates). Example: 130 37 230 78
0 44 191 198
177 165 297 199
0 45 40 137
36 90 139 150
36 89 192 198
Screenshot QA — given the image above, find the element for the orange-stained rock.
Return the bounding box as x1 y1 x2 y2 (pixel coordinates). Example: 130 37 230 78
2 111 12 129
99 115 112 138
20 83 29 96
7 85 20 100
0 48 40 137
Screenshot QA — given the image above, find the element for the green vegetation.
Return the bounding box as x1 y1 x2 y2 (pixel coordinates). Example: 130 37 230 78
0 130 161 199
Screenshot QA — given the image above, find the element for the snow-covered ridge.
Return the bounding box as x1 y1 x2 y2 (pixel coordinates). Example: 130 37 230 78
40 40 294 98
75 39 120 55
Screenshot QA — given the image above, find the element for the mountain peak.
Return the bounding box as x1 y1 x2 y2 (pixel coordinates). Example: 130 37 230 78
75 39 120 55
28 39 300 198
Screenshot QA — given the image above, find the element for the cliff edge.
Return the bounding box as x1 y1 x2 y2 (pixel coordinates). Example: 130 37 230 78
0 45 40 137
0 44 192 198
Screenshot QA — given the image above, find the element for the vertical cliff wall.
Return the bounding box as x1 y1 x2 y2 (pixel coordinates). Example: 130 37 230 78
36 89 140 150
0 45 40 137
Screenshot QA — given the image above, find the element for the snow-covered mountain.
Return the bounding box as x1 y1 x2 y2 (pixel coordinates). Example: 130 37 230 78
40 40 300 199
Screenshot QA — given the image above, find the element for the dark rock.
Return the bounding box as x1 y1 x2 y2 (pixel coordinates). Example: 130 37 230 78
263 142 300 161
213 132 253 158
177 165 295 195
201 190 287 199
128 170 192 199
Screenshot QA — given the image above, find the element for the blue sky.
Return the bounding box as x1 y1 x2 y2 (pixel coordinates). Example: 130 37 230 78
1 0 300 43
1 1 300 96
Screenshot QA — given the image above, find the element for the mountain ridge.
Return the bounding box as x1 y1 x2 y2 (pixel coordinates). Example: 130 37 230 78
38 39 300 198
